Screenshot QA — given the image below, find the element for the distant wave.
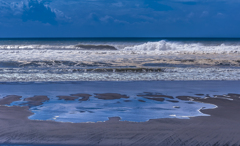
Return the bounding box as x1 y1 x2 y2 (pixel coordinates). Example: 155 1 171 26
2 39 240 82
0 44 118 50
0 61 113 68
1 67 240 82
123 40 240 54
75 44 117 50
0 67 164 74
0 45 76 50
1 40 240 55
1 59 240 69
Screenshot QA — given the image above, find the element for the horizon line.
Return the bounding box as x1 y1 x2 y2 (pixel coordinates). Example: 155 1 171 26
1 37 240 39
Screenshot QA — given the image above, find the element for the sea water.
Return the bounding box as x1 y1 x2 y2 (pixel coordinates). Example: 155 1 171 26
0 38 240 123
0 38 240 81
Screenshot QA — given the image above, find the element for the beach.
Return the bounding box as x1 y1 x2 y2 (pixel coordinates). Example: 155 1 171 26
1 38 240 145
1 0 240 143
0 92 240 145
0 81 240 145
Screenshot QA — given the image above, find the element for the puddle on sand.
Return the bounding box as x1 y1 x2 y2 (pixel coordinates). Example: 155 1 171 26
2 81 237 123
7 92 215 123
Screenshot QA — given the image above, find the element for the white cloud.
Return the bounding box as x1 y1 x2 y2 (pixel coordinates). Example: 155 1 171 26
100 15 113 22
112 2 123 7
0 0 70 21
52 8 71 20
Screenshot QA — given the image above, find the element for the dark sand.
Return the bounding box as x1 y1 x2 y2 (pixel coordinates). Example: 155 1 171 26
138 94 174 99
71 94 92 101
137 94 174 102
144 97 165 102
166 100 179 103
94 93 129 100
58 94 92 101
22 96 49 107
58 96 79 101
0 95 22 105
1 94 240 145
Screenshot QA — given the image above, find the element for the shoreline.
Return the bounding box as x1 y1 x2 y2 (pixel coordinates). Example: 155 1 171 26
1 92 240 145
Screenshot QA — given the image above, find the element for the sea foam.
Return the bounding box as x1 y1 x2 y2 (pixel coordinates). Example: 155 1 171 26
123 40 240 55
0 40 240 56
1 38 240 82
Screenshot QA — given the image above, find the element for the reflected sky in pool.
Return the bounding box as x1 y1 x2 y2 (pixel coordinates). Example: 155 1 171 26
1 81 239 123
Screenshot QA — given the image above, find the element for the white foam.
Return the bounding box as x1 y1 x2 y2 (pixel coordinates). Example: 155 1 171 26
1 67 240 82
123 40 240 55
1 40 240 82
0 45 76 50
1 41 240 56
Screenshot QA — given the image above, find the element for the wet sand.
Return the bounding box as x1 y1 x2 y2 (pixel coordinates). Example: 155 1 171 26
72 94 92 102
22 96 50 107
94 93 129 100
58 96 79 101
58 94 92 101
137 94 174 102
1 94 240 145
0 95 22 105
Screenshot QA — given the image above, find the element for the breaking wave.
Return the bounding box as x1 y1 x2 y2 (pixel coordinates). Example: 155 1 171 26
1 67 240 82
123 40 240 55
1 40 240 55
1 38 240 82
0 45 76 50
0 61 112 68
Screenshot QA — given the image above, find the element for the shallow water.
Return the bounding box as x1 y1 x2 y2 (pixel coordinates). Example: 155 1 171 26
1 37 240 123
1 81 239 123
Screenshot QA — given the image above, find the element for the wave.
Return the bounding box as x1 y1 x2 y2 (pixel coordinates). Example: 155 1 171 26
0 44 119 50
143 59 240 67
0 40 240 60
1 59 240 69
0 67 164 74
0 61 112 68
1 40 240 55
75 44 117 50
0 45 77 50
123 40 240 55
1 67 240 82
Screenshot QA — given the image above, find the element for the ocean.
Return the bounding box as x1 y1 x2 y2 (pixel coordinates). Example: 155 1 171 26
0 37 240 82
0 38 240 123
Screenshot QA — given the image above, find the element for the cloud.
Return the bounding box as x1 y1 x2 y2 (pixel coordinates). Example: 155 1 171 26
100 15 113 23
88 13 100 22
52 9 71 21
88 13 128 24
0 1 23 16
112 2 123 7
22 0 57 25
1 0 240 37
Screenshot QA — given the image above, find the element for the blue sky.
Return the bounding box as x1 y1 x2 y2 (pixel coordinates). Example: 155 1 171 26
0 0 240 37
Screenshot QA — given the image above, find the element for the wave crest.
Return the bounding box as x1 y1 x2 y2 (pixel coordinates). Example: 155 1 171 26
0 45 76 50
1 40 240 55
123 40 240 54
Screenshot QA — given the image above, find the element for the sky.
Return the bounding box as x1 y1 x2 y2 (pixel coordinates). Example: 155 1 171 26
0 0 240 38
